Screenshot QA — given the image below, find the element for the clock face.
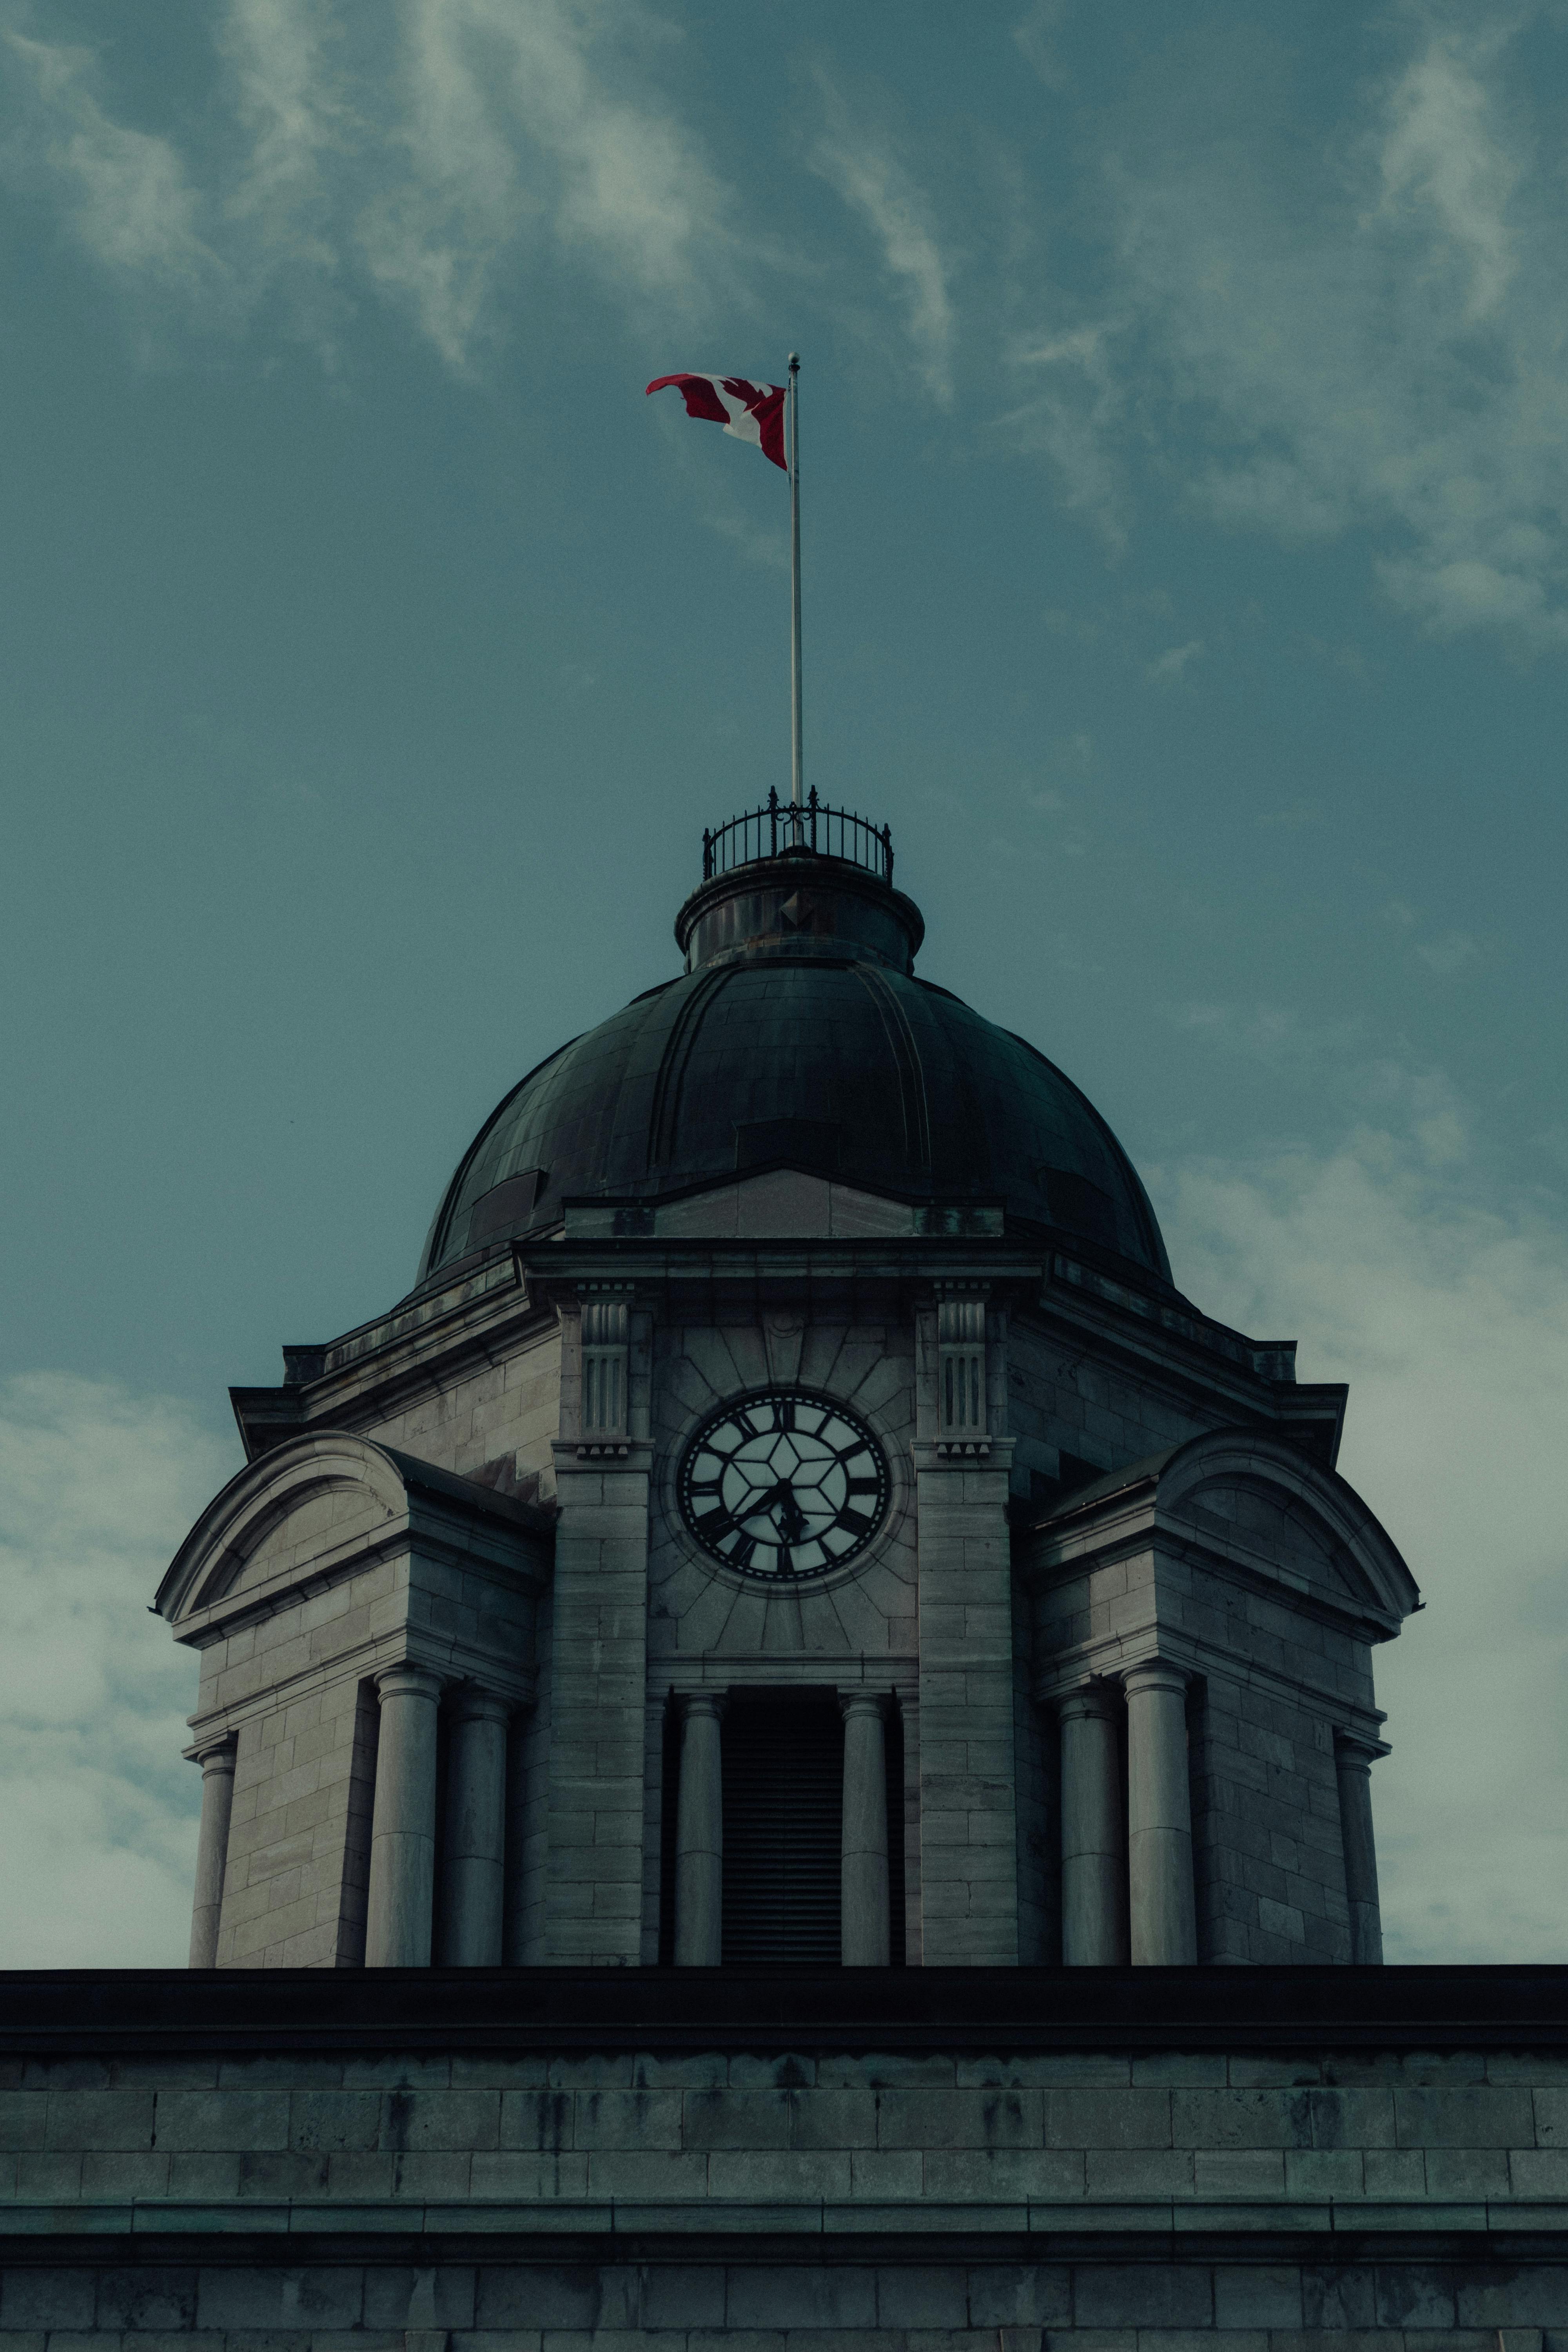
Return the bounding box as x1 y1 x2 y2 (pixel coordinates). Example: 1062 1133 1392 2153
677 1389 891 1580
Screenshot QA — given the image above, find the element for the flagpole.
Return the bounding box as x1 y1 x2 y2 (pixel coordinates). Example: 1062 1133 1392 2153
788 352 802 833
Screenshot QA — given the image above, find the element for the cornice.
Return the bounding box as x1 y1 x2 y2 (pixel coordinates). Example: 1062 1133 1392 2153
3 1964 1567 2053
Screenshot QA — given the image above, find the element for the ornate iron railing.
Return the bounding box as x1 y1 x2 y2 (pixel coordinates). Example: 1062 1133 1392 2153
703 788 894 885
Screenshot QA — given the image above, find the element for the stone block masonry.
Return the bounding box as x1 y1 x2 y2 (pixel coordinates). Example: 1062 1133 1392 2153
2 1967 1568 2344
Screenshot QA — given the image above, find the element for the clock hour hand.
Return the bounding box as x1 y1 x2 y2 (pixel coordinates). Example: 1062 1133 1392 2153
755 1480 808 1546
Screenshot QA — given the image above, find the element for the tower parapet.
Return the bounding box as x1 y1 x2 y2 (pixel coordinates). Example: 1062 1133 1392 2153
678 799 922 974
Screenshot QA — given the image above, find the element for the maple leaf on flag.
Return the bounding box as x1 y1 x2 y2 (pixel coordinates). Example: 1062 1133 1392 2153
646 373 788 471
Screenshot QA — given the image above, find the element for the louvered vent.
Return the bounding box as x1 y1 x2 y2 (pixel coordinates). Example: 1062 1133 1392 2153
722 1690 843 1965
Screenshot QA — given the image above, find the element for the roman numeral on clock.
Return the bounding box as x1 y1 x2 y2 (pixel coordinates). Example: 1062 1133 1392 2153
681 1390 888 1579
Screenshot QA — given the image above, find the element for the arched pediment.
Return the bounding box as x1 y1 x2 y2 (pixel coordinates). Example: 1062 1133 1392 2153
157 1434 413 1625
1024 1425 1419 1636
1157 1429 1419 1629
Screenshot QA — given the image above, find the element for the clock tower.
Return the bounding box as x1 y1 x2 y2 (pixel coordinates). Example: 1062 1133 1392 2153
158 802 1417 1974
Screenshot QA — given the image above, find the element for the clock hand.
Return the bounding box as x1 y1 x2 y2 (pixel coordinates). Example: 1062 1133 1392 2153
753 1479 809 1546
775 1488 808 1546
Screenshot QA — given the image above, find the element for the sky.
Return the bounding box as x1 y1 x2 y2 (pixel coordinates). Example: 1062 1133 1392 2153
2 0 1567 1967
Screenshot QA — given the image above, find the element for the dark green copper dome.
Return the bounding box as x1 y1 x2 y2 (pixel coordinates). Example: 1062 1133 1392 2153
418 838 1171 1287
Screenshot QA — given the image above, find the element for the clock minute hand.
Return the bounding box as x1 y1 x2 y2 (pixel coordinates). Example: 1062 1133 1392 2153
759 1481 808 1546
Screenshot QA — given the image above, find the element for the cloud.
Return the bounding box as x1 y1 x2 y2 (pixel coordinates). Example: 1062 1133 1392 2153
1377 18 1521 328
1 0 745 372
1379 900 1480 973
1014 0 1072 93
1081 11 1568 654
1146 637 1203 684
807 69 956 407
363 0 739 369
0 1374 238 1965
2 30 222 303
1157 1065 1568 1962
1414 928 1479 975
997 320 1130 550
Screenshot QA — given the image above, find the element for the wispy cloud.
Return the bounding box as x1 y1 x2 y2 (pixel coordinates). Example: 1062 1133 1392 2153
1014 0 1071 93
363 0 738 369
3 29 221 304
1078 11 1568 648
1414 928 1479 975
1146 637 1203 685
0 1374 237 1965
996 320 1130 550
1157 1058 1568 1962
1 0 745 373
807 68 956 407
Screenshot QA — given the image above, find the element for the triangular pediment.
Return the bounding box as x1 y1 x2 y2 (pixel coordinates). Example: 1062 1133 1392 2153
564 1170 1003 1242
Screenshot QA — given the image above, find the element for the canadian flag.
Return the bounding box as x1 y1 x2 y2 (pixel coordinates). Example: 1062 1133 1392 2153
646 372 787 471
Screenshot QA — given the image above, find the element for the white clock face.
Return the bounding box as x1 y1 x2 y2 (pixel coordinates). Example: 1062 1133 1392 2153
677 1389 890 1580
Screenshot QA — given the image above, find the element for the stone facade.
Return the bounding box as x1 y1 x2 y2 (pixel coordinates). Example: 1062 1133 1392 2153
157 1225 1414 1980
3 1969 1568 2346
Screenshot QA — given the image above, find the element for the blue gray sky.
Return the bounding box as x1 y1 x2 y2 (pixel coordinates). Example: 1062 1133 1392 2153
3 0 1567 1965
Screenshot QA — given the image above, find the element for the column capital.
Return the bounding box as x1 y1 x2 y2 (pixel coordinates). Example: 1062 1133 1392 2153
910 1436 1015 1471
1057 1680 1120 1726
1122 1657 1191 1700
447 1682 512 1728
552 1437 655 1471
1333 1728 1390 1770
839 1690 890 1724
375 1662 446 1705
192 1734 238 1776
679 1690 727 1723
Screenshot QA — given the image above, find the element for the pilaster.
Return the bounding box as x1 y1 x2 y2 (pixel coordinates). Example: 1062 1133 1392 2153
912 1434 1018 1962
546 1436 653 1964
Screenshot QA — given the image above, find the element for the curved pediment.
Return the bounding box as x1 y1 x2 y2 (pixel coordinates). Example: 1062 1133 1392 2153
156 1434 416 1626
1175 1475 1355 1593
1025 1425 1419 1634
1160 1430 1419 1629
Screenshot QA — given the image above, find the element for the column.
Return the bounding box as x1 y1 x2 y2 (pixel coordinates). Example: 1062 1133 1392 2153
674 1693 725 1966
437 1686 510 1966
188 1736 237 1969
365 1663 444 1967
1058 1685 1125 1965
1335 1733 1385 1964
1124 1660 1197 1965
501 1708 534 1965
840 1693 891 1967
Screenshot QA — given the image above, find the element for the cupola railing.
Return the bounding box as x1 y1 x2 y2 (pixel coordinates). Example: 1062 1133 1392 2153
702 788 894 886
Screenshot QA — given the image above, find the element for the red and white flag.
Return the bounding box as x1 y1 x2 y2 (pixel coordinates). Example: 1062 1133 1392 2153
646 372 787 471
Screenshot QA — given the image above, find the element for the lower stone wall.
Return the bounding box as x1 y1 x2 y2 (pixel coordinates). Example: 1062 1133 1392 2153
3 1967 1567 2347
2 2247 1565 2347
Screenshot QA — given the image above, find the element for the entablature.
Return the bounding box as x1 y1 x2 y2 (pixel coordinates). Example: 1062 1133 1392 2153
1026 1269 1347 1466
520 1235 1046 1316
229 1254 557 1461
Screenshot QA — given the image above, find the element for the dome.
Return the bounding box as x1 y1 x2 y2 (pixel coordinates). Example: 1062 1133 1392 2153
418 834 1171 1288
